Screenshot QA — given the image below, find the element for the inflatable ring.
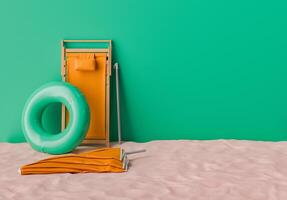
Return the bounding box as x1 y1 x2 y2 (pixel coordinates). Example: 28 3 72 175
22 82 90 154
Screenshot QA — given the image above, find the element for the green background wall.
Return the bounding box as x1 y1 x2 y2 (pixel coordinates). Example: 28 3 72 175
1 0 287 142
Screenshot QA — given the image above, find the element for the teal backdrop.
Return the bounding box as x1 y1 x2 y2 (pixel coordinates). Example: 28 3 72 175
1 0 287 142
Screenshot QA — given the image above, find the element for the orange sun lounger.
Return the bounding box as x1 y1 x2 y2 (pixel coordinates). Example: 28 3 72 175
61 40 112 146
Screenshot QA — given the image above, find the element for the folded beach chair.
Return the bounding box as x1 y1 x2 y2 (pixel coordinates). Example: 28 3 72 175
61 40 112 146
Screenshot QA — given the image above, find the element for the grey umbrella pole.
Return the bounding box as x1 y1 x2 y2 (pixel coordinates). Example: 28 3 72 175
114 63 122 144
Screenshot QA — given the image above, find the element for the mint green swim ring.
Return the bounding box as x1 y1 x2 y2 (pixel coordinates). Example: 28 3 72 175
22 82 90 154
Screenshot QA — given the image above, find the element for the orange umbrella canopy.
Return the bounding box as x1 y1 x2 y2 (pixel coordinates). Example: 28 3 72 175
20 148 129 175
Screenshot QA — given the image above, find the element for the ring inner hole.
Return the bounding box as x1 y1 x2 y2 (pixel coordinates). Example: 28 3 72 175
41 102 70 134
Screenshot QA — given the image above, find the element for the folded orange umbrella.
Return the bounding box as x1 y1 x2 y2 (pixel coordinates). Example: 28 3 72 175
19 148 129 175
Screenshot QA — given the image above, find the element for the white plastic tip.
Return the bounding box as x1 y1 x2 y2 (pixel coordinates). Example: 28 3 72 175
113 63 119 69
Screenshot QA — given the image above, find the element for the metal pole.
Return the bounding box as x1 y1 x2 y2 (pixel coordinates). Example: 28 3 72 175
126 149 146 155
114 63 122 144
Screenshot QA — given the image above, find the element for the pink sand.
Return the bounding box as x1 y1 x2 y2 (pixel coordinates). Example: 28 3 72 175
1 140 287 199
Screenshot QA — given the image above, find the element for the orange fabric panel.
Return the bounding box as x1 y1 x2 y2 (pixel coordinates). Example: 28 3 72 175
66 53 107 140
